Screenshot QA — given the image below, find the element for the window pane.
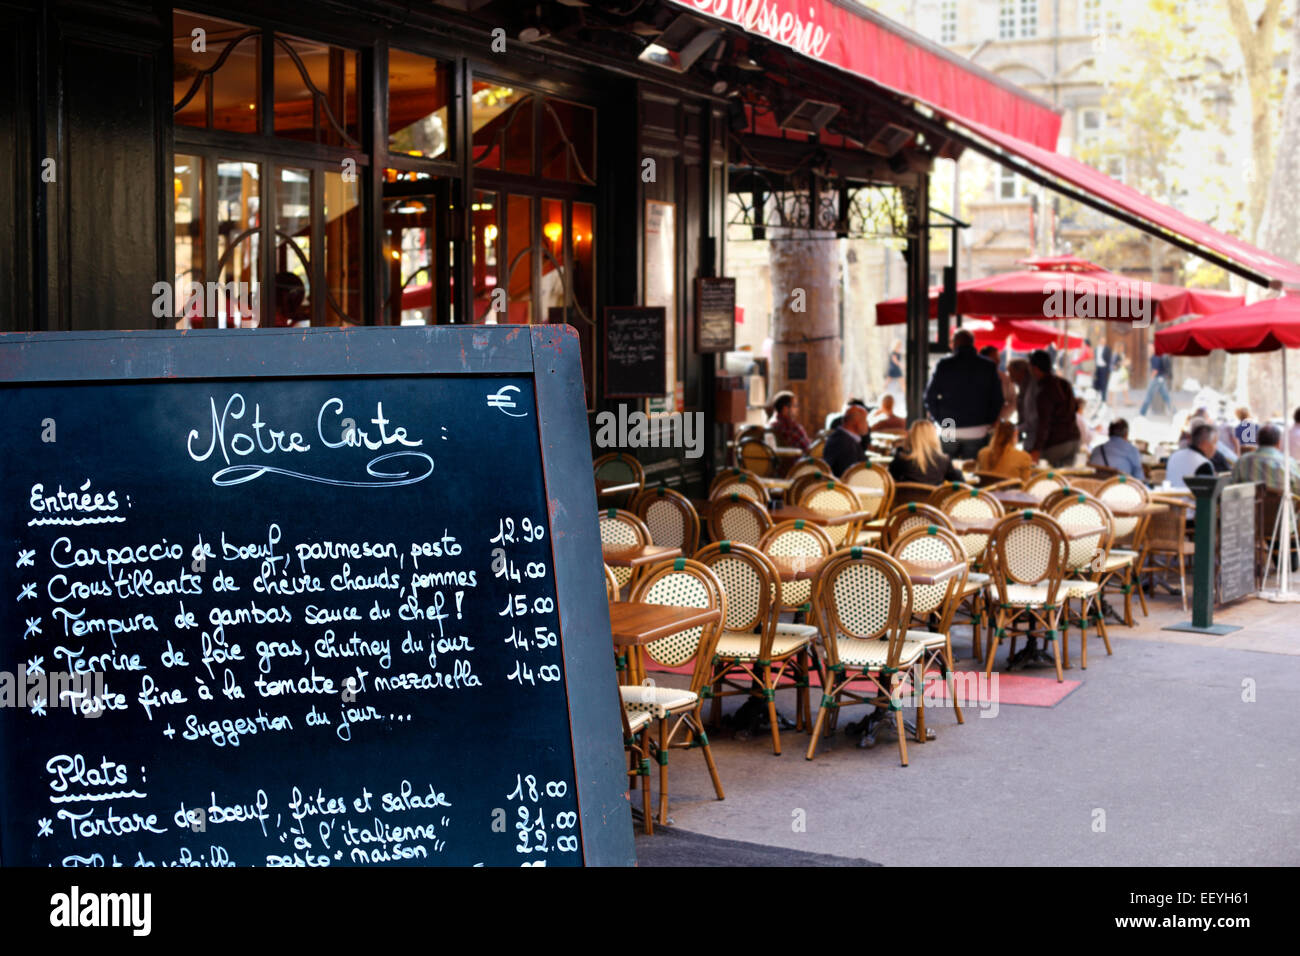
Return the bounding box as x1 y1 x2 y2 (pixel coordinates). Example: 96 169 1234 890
172 154 203 328
274 34 360 146
215 160 260 327
472 82 533 175
388 49 451 160
383 188 439 325
173 11 259 132
471 191 499 323
323 171 363 325
274 166 312 327
504 194 534 324
540 197 566 318
541 99 595 184
571 201 596 408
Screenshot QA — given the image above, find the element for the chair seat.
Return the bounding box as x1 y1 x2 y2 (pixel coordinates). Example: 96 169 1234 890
1062 579 1101 599
620 684 698 719
1109 548 1139 560
715 627 813 660
1000 583 1056 606
834 637 925 669
854 530 882 546
1098 553 1136 571
1147 540 1195 555
626 708 653 734
906 629 949 649
965 571 990 585
775 621 820 640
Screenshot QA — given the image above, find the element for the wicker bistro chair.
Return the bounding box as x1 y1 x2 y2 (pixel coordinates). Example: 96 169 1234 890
891 481 937 508
709 471 770 507
889 526 968 728
1138 497 1194 612
843 461 895 518
806 547 930 766
787 471 832 511
759 520 836 692
738 438 780 477
707 493 773 547
928 481 976 506
619 559 728 826
621 701 654 834
798 479 866 547
708 467 764 498
789 457 832 480
1048 494 1114 669
808 434 828 460
1024 470 1069 502
938 489 1005 659
983 511 1070 682
878 502 955 551
593 453 645 509
598 509 653 592
1097 475 1153 622
632 485 700 556
695 541 817 755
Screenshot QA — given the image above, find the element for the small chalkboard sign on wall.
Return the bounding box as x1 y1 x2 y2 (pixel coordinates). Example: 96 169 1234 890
603 306 666 398
0 325 633 867
695 277 736 353
1217 482 1256 604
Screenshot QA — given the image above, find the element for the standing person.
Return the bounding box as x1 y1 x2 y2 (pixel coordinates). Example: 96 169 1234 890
1093 340 1112 403
980 345 1018 421
823 405 870 477
1111 349 1129 404
1233 407 1258 452
1075 397 1093 455
766 390 811 454
1289 408 1300 458
888 420 962 484
1139 352 1173 417
884 340 905 413
1028 349 1081 467
923 328 1004 460
1007 358 1038 447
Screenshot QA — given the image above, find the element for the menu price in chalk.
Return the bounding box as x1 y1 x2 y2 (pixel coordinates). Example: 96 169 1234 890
0 377 582 867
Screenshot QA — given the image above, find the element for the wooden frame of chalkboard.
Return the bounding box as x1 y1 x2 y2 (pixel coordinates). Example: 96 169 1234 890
0 325 634 867
602 306 666 399
694 277 736 353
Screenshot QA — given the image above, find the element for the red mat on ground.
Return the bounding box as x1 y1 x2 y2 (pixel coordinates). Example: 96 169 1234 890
642 664 1080 708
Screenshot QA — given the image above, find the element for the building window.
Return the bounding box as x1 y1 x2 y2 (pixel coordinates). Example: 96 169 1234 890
940 0 958 43
1019 0 1038 37
998 167 1028 200
1105 156 1125 183
998 0 1017 39
388 49 452 160
1081 0 1101 33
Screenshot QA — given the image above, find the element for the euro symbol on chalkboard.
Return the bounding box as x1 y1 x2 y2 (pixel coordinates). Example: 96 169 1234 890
487 385 528 418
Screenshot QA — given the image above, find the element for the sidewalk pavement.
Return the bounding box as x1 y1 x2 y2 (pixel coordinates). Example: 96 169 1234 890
632 590 1299 867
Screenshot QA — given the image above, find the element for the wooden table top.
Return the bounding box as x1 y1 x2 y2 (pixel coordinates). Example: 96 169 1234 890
1060 524 1106 541
770 505 871 526
1109 502 1168 518
608 602 722 646
773 447 804 458
896 558 966 586
595 479 642 497
991 489 1040 508
765 553 827 582
601 544 682 568
760 477 793 491
949 516 999 533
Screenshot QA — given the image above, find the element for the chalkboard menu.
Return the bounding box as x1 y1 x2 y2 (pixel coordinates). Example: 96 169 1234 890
0 326 633 867
1217 482 1256 604
695 277 736 353
603 306 666 398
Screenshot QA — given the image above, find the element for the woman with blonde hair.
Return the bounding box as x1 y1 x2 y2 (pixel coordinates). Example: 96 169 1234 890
975 419 1034 481
888 419 961 484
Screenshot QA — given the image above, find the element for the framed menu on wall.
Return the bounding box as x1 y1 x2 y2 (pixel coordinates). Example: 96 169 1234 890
644 199 675 410
695 277 736 353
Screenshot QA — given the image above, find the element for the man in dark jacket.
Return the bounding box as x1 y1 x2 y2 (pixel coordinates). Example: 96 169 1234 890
823 405 869 477
923 329 1005 460
1029 349 1081 466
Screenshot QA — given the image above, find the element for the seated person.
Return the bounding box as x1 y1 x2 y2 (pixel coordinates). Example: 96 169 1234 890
823 405 870 477
1088 419 1145 479
1164 423 1219 521
975 420 1034 482
867 393 906 433
766 390 811 454
889 419 961 485
1230 423 1300 494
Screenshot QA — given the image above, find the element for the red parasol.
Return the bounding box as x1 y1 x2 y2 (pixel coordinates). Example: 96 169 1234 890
1153 294 1300 355
964 316 1086 351
876 256 1243 325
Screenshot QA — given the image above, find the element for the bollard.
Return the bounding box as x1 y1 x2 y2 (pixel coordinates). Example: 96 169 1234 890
1164 473 1241 635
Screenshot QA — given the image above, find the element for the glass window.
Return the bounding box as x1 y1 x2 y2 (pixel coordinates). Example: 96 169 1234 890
471 191 500 323
388 49 451 160
939 0 958 43
1080 0 1101 33
383 184 441 325
323 171 363 325
172 154 203 312
998 0 1017 38
540 99 596 184
173 11 260 133
215 160 260 327
273 33 360 146
274 166 312 327
472 82 533 175
503 193 534 324
1019 0 1038 37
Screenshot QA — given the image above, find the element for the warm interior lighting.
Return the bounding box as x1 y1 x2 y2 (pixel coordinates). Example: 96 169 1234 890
484 224 498 241
391 250 401 260
173 177 183 201
543 221 563 244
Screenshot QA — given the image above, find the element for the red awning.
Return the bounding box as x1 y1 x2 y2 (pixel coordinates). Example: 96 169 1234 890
948 117 1300 290
670 0 1061 149
1154 295 1300 356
